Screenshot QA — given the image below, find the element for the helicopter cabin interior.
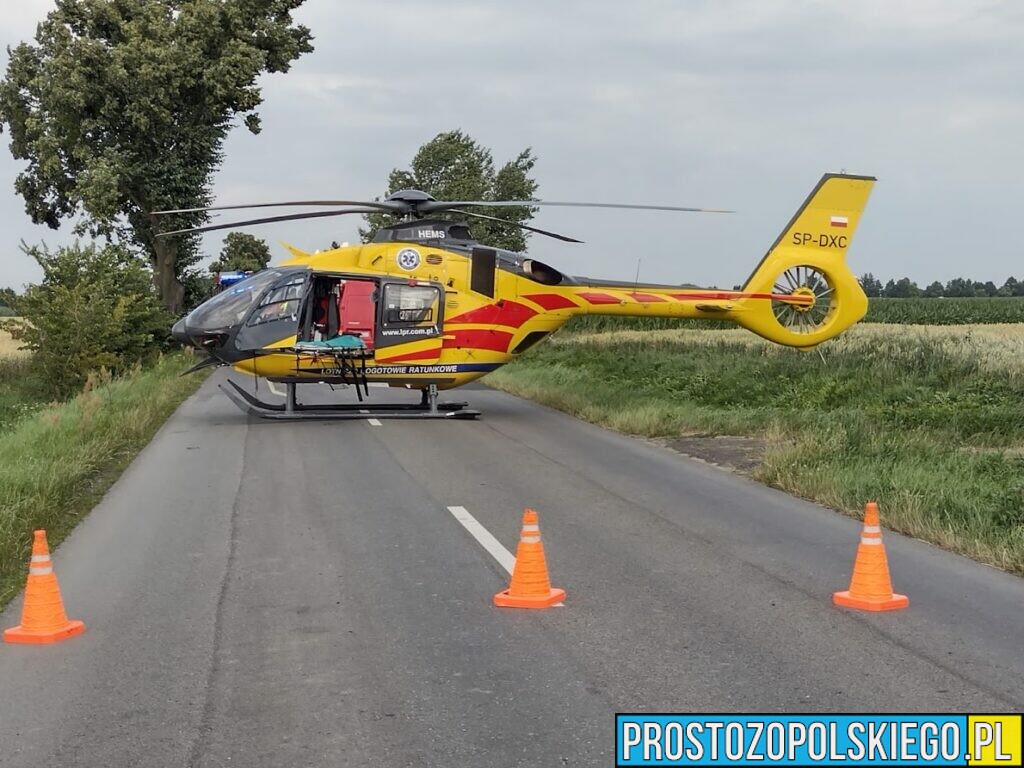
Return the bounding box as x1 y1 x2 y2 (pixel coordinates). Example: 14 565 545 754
300 275 377 348
296 274 444 351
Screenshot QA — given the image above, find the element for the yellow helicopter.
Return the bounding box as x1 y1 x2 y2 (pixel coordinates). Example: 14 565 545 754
163 172 875 420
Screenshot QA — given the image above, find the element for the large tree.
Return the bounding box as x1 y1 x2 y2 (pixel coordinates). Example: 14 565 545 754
859 273 883 298
999 276 1024 297
883 277 921 298
210 232 271 274
944 277 972 298
0 0 313 313
361 130 538 252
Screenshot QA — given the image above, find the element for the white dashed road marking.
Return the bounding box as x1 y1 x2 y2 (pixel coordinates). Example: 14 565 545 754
447 506 515 574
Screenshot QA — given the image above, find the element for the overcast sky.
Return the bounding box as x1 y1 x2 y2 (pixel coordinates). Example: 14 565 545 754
1 0 1022 290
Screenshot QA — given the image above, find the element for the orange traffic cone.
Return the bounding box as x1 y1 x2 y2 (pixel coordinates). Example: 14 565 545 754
4 530 85 644
494 509 565 609
833 502 908 612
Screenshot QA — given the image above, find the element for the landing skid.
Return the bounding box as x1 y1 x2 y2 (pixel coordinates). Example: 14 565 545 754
221 380 480 421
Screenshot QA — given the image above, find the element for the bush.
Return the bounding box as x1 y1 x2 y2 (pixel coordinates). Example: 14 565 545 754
2 243 170 397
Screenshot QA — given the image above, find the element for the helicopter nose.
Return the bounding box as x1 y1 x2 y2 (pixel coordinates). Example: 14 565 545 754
171 317 190 345
171 315 232 354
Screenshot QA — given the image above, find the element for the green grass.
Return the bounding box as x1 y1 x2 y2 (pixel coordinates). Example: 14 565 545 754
0 356 48 433
488 325 1024 573
0 353 207 608
561 297 1024 335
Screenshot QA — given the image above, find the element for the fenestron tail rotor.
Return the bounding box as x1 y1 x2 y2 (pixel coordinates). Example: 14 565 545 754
771 265 835 334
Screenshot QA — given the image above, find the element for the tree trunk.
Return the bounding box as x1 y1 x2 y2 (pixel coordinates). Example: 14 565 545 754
152 235 185 315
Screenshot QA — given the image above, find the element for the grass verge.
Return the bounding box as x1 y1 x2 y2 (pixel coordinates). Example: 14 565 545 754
0 353 207 609
0 356 47 433
0 319 49 432
488 324 1024 573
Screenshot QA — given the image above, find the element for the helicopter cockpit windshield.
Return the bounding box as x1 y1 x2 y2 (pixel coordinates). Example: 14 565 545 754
186 269 284 330
173 267 313 358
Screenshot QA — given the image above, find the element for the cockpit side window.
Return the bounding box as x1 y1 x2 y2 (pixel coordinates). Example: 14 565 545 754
246 275 305 326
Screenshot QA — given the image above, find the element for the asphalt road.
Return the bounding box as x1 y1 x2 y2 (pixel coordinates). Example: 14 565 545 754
1 373 1022 766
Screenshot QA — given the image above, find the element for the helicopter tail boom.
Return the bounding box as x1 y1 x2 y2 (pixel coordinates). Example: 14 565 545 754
564 174 875 348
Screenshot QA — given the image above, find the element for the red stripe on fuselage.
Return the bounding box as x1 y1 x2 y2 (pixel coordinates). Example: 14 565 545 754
583 289 810 305
669 291 814 304
442 329 514 353
628 292 667 303
447 300 537 328
578 292 621 305
522 293 580 311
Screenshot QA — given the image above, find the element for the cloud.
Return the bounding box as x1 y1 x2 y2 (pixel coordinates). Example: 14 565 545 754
1 0 1023 290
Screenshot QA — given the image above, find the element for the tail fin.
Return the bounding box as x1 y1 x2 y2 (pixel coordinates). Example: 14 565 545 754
735 173 875 348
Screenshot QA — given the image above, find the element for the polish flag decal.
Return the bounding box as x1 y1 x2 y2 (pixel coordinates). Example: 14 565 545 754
830 215 849 228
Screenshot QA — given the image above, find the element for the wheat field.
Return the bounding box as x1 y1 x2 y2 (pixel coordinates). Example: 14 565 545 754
0 321 26 358
564 323 1024 375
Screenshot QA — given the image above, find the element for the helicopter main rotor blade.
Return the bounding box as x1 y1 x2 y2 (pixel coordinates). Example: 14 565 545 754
420 200 733 214
451 209 583 243
157 207 384 237
154 199 403 215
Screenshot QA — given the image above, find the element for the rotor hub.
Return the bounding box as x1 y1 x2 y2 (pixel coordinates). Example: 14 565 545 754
790 286 816 313
386 189 437 205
